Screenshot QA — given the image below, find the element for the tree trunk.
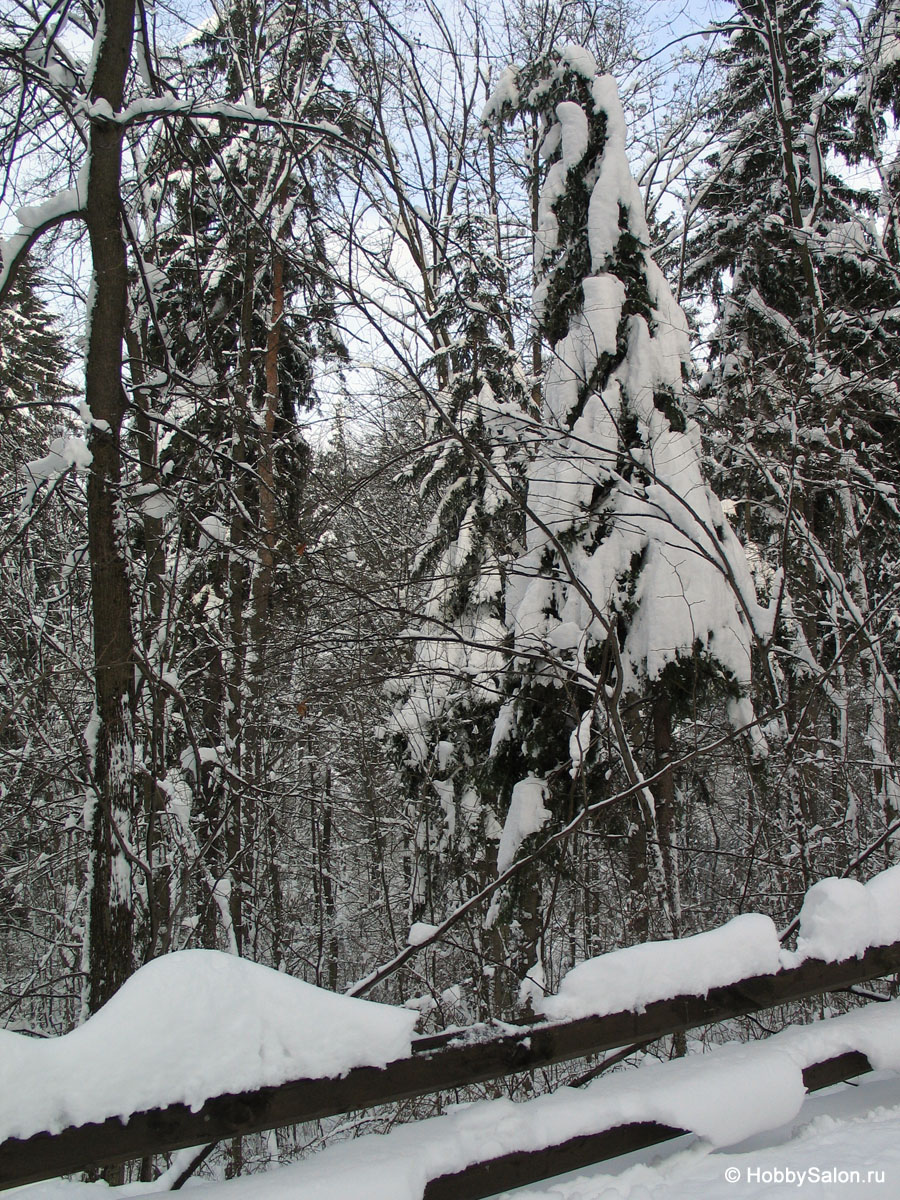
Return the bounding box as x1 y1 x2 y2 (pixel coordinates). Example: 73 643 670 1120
125 323 171 960
84 0 138 1017
223 242 257 959
652 692 681 938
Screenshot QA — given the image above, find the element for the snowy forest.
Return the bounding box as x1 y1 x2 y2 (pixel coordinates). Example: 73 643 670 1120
2 0 900 1184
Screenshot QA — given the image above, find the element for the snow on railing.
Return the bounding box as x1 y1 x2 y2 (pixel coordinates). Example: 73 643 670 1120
193 1001 900 1200
539 864 900 1022
0 951 416 1145
1 866 899 1193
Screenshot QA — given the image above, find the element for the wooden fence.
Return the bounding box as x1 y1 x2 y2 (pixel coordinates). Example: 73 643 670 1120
2 940 899 1196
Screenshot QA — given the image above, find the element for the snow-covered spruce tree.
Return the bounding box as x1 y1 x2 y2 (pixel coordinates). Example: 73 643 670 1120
683 0 900 888
387 215 537 1016
485 47 763 993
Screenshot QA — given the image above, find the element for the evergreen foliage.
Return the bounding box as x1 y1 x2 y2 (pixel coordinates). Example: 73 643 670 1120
685 0 900 880
3 0 900 1118
388 216 535 979
0 264 87 1033
484 47 761 980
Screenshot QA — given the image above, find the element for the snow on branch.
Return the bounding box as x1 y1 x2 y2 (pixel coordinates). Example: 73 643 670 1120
0 169 87 300
19 435 92 511
110 96 269 127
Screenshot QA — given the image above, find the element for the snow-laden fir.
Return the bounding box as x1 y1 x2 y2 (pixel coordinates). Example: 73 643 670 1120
481 48 772 940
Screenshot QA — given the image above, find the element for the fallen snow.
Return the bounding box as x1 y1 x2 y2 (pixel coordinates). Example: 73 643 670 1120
773 998 900 1075
199 997 898 1190
0 951 417 1142
6 867 900 1197
198 514 230 547
133 484 173 520
586 75 649 268
539 914 782 1022
498 1073 900 1200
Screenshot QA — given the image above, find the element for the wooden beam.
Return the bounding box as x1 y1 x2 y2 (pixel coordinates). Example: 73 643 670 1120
1 942 897 1190
423 1122 688 1200
800 1049 872 1093
422 1051 875 1200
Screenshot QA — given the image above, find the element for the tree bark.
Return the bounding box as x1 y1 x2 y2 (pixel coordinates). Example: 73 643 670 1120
84 0 138 1016
651 692 681 938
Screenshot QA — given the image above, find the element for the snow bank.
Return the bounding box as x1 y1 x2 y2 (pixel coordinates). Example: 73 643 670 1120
0 950 417 1141
502 1077 900 1200
538 914 781 1022
783 865 900 966
22 1085 900 1200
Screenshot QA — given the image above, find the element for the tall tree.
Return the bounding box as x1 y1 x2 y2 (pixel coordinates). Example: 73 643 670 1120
0 0 356 1015
126 0 354 962
855 0 900 264
683 0 900 894
387 214 536 1015
486 47 762 996
78 0 142 1016
0 265 87 1034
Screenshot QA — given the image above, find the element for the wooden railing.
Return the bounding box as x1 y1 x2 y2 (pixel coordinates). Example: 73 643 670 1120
423 1051 876 1200
2 940 898 1195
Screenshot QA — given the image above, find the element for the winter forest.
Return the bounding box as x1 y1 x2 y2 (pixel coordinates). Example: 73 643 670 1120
2 0 900 1188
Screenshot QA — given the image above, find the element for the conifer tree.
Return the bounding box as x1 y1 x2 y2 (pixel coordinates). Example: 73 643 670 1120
120 0 354 960
856 0 900 264
388 215 536 1013
486 47 761 985
684 0 900 884
0 263 73 434
0 264 88 1031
